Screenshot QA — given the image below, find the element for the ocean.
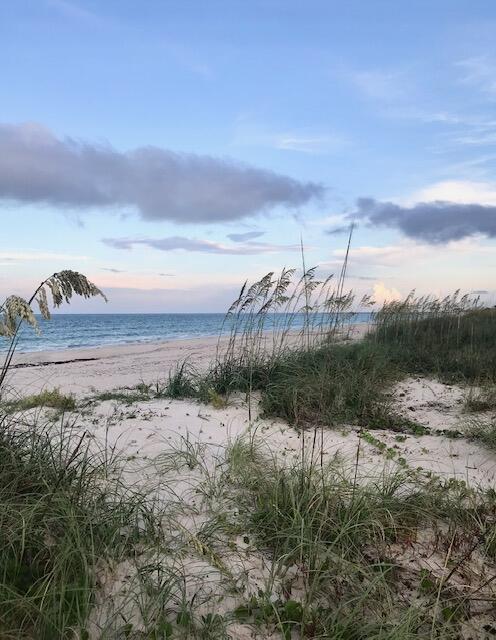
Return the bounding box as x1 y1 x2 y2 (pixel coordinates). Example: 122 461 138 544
0 312 374 353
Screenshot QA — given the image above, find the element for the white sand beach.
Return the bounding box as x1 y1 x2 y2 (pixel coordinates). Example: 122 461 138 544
3 327 496 637
8 335 224 397
5 328 496 490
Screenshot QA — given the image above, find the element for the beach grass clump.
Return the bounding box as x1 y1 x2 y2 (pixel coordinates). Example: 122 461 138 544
226 443 496 638
2 387 76 413
0 417 160 639
465 418 496 452
208 338 425 431
256 341 409 429
370 294 496 383
170 330 417 432
464 385 496 412
165 361 206 400
0 270 106 394
90 389 152 405
156 280 496 438
159 341 407 429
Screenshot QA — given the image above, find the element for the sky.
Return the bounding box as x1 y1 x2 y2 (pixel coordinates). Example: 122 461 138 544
2 0 496 312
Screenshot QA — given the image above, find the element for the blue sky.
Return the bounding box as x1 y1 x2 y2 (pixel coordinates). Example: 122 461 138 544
2 0 496 312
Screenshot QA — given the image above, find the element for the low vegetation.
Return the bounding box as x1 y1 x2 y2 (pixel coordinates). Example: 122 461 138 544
465 418 496 452
1 387 76 413
464 385 496 413
225 440 496 638
372 298 496 383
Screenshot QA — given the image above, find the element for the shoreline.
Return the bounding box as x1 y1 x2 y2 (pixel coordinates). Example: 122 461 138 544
5 334 224 397
9 321 371 366
5 334 222 357
2 313 374 358
10 334 222 366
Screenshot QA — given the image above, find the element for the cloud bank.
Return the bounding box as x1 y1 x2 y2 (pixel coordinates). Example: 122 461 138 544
0 122 323 223
351 197 496 243
103 236 300 255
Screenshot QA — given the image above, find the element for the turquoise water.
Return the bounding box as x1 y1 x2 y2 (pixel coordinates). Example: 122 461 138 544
1 313 374 353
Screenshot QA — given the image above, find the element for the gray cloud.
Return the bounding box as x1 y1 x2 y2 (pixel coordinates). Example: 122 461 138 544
0 123 323 223
101 267 126 273
351 197 496 243
471 289 489 294
103 236 300 255
326 225 353 235
227 231 265 242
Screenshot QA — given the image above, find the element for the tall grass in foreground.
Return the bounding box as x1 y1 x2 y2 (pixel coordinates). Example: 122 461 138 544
0 271 120 638
226 439 496 639
0 415 160 639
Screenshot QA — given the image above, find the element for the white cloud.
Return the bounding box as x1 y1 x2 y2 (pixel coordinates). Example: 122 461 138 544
405 180 496 206
309 213 348 227
331 243 427 267
330 238 496 268
372 282 402 304
273 133 347 154
451 132 496 146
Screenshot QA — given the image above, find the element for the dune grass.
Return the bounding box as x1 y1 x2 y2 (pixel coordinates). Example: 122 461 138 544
0 415 239 639
464 385 496 413
225 439 496 639
1 388 76 414
371 296 496 383
90 389 153 405
164 286 496 437
0 271 166 639
465 418 496 452
0 416 161 639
